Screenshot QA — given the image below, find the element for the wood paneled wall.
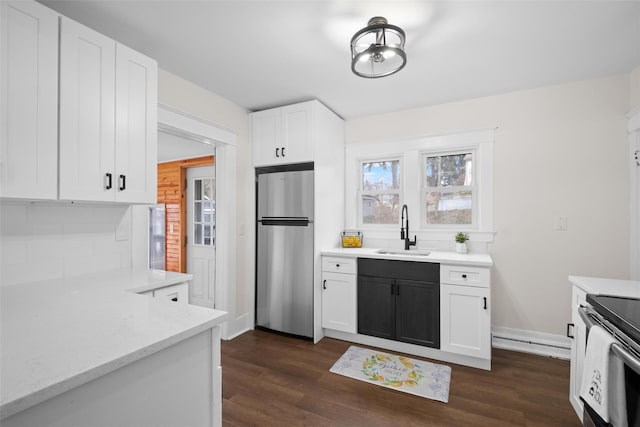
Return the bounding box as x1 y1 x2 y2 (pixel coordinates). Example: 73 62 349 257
157 156 214 272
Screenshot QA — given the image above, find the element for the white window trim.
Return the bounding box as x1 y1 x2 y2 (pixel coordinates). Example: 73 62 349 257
345 128 494 243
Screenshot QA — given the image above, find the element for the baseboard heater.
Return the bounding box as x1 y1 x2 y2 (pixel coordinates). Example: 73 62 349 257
491 328 571 360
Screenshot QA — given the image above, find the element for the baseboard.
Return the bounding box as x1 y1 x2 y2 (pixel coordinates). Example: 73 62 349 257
492 326 571 360
222 313 252 341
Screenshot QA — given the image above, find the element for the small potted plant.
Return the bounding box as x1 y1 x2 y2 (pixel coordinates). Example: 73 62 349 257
455 232 469 254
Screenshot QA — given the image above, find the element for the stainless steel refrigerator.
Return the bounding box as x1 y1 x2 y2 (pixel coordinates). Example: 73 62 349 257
256 164 314 338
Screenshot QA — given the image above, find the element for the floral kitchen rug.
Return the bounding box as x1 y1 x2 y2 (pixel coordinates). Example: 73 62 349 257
329 345 451 403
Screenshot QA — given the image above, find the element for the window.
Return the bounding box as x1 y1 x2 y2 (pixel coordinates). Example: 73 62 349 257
423 152 475 226
193 177 215 246
360 159 401 225
345 129 493 239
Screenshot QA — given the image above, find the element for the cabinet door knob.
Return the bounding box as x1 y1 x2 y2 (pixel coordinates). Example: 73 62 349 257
336 264 340 268
323 279 327 290
566 323 574 339
119 174 126 191
105 173 112 190
483 297 487 310
462 274 467 279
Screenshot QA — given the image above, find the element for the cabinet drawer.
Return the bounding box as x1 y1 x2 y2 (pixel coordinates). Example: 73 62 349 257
153 282 189 304
440 265 490 287
322 256 356 274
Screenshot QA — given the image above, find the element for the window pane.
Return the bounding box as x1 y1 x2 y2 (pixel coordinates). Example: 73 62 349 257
362 161 400 190
194 201 202 222
194 180 203 201
203 178 214 200
194 224 203 245
425 190 472 224
426 153 472 187
362 194 399 224
204 225 212 246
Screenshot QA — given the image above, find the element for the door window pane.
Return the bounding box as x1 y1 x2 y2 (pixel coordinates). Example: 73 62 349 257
192 177 215 247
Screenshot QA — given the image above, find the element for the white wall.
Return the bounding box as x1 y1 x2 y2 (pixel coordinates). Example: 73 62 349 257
0 203 132 286
346 74 631 336
156 70 252 321
631 66 640 111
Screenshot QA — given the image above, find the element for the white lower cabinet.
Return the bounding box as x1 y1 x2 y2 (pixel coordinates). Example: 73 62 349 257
569 285 587 422
440 265 491 360
321 256 356 333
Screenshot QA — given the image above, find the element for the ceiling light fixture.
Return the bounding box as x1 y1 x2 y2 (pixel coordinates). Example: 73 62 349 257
350 16 406 78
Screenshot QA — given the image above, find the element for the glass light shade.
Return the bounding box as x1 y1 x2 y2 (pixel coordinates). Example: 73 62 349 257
350 17 406 78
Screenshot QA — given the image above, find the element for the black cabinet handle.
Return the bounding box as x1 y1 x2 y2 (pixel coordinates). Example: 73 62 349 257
462 274 467 279
483 297 487 310
282 147 286 157
171 297 178 302
275 147 280 157
323 280 327 290
119 174 126 191
391 284 395 295
105 173 112 190
567 323 574 339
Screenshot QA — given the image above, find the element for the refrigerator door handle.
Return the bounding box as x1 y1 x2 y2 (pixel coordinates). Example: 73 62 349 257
259 217 312 226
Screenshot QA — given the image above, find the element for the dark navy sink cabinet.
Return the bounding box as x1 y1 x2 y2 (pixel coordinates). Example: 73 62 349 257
357 258 440 348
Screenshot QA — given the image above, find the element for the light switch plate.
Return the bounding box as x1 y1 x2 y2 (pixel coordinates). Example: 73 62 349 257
555 215 567 231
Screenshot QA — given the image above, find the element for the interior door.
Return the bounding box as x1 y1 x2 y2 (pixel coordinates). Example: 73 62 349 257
187 165 215 308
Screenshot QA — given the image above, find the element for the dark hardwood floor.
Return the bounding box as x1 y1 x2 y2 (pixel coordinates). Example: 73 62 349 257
221 330 581 426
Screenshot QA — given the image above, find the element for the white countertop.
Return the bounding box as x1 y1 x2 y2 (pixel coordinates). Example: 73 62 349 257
322 247 493 267
569 275 640 297
0 268 228 420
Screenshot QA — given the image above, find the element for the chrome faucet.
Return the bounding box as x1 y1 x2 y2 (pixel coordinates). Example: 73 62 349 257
400 204 417 250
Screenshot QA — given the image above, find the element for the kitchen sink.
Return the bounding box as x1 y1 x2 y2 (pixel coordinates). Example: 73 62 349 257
375 249 431 257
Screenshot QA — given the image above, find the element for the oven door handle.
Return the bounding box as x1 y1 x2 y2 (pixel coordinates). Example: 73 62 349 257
579 306 640 376
611 343 640 376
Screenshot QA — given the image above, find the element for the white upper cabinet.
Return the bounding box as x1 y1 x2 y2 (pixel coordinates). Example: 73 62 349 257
59 17 157 203
0 1 59 199
1 1 157 204
113 44 157 203
59 17 116 202
251 101 315 166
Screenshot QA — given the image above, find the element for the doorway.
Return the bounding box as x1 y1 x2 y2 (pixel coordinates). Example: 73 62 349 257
186 165 216 308
156 103 237 339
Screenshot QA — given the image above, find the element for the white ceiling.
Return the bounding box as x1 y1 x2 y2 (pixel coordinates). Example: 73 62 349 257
40 0 640 120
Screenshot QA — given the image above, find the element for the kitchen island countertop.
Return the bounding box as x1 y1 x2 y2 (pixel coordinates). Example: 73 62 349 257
0 268 228 420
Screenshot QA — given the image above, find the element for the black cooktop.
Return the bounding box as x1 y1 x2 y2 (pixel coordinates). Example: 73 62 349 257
587 294 640 344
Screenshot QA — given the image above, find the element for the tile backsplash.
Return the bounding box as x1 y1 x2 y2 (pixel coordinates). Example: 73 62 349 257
0 202 133 286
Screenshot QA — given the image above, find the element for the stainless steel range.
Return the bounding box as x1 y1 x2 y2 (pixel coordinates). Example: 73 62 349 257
580 295 640 426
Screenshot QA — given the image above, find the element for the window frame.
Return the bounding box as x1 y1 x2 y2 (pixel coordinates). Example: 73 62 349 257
421 148 478 230
357 156 404 228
